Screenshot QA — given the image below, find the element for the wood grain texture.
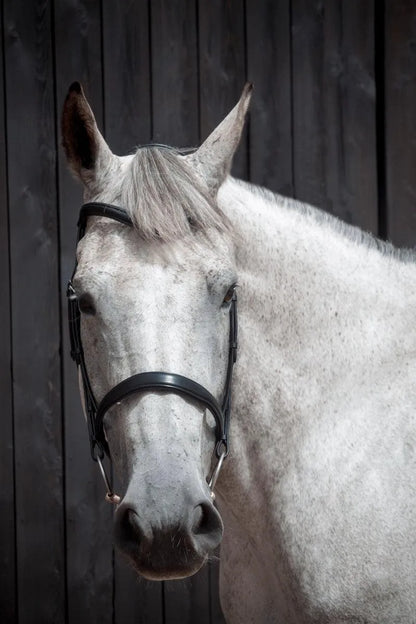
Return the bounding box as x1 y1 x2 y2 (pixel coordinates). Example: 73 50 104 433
384 0 416 247
0 2 16 621
53 2 114 622
246 0 293 195
150 4 208 614
150 0 199 147
114 552 164 624
164 565 210 624
102 0 152 153
102 5 163 621
209 556 226 624
322 0 377 231
291 0 378 231
3 0 64 621
198 0 247 179
1 3 415 623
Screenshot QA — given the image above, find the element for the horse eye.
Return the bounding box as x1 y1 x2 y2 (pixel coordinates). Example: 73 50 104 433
223 285 237 305
78 294 96 316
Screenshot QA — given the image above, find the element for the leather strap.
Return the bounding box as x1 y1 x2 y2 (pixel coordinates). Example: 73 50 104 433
78 203 133 239
68 201 237 461
95 372 226 448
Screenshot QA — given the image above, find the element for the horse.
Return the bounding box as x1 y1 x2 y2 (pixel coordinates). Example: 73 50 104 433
62 82 416 623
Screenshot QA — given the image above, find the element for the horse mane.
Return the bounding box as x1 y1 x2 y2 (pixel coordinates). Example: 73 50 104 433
110 146 229 241
240 180 416 264
105 146 414 263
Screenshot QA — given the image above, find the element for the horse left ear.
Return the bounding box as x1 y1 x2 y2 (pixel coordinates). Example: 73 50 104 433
61 81 115 189
186 83 252 196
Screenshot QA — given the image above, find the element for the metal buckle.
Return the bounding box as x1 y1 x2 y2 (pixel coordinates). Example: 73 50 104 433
215 438 228 459
67 281 77 301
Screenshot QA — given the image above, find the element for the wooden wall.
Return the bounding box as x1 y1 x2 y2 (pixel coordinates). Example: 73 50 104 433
1 1 415 622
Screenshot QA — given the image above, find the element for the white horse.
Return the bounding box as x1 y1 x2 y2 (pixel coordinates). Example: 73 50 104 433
62 82 416 623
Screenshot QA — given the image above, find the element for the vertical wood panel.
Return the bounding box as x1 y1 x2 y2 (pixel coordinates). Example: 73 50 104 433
323 0 377 230
197 5 246 619
0 1 16 621
151 0 199 147
103 0 152 153
246 0 293 195
102 2 163 622
113 555 164 624
291 0 326 207
209 560 225 624
53 2 114 622
163 567 211 624
291 0 378 231
150 2 214 620
3 0 64 622
2 3 415 624
198 0 247 178
384 0 416 247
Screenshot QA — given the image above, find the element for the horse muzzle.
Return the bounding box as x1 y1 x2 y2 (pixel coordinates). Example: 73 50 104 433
114 494 224 580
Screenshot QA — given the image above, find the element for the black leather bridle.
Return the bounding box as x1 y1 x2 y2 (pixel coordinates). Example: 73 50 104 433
67 201 238 502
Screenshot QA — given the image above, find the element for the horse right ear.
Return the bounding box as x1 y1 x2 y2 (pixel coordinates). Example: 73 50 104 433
186 83 252 196
61 82 114 188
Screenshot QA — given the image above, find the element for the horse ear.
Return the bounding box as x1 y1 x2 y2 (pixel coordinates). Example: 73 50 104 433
187 83 252 195
61 82 114 187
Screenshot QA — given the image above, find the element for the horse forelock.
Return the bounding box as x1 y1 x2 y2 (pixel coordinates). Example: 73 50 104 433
107 146 230 242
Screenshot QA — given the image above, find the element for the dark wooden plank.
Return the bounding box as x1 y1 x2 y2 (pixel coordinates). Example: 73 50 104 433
324 0 377 231
0 2 16 621
114 552 163 624
291 0 326 207
164 565 210 624
53 2 114 622
291 0 378 231
151 2 216 619
3 0 65 622
102 0 152 153
197 4 248 620
384 0 416 247
150 3 205 619
209 556 226 624
102 3 163 621
198 0 247 179
245 0 293 195
150 0 199 147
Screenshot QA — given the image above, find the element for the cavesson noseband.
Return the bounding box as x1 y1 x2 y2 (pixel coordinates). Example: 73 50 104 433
67 202 238 503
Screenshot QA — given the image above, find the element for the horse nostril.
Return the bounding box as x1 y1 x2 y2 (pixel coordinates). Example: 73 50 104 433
191 502 222 537
126 509 141 539
116 506 151 552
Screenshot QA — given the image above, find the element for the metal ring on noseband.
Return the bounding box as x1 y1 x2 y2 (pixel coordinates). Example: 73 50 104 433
67 201 238 504
96 455 121 505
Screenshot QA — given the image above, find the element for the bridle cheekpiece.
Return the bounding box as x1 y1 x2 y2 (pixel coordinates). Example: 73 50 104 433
67 202 238 503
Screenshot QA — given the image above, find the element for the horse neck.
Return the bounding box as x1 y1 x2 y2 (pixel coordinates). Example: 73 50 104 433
216 177 416 519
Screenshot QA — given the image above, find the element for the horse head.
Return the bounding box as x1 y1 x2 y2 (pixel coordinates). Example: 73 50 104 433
62 82 251 580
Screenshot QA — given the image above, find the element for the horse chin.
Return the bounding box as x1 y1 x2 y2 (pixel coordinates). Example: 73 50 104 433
114 500 223 581
130 553 208 581
116 539 211 581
